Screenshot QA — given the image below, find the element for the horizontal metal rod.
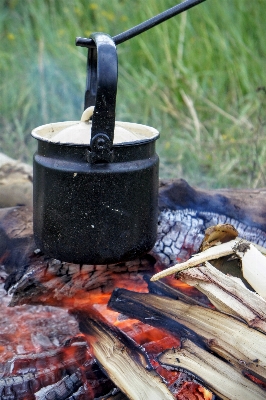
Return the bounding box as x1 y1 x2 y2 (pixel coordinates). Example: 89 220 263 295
76 0 207 48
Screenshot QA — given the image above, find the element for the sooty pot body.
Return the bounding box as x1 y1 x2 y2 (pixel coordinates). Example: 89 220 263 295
33 139 159 264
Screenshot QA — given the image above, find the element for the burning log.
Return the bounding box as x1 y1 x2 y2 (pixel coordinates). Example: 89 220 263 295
108 289 266 384
34 358 114 400
0 335 112 400
73 313 175 400
8 256 153 307
159 339 266 400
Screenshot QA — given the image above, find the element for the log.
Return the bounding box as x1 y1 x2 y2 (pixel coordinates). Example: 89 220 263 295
159 339 266 400
1 178 266 278
0 153 33 208
34 358 114 400
73 313 175 400
159 179 266 232
0 336 112 400
155 179 266 266
108 289 266 383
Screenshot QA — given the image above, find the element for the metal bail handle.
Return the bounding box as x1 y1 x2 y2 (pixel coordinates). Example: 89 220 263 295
85 33 118 163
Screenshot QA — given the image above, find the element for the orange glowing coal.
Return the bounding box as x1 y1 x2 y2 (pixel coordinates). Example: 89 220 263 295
2 262 214 399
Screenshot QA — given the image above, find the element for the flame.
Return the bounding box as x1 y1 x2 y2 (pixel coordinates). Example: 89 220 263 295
199 387 214 400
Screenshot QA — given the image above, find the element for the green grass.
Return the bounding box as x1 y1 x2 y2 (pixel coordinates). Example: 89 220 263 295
0 0 265 188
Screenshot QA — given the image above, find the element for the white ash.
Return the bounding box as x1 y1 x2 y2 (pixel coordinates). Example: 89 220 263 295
153 208 266 266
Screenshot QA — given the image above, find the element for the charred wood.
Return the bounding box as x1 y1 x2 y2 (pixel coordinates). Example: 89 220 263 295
94 388 128 400
143 274 210 307
159 179 266 232
0 347 114 400
0 338 91 400
154 208 266 266
8 256 154 307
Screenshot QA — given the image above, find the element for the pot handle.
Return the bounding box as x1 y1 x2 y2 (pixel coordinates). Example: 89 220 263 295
84 32 118 163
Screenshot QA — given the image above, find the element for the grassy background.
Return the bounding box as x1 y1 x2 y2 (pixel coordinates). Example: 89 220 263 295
0 0 265 188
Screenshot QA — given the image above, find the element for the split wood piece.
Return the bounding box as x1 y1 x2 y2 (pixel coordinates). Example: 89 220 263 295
151 239 266 300
143 274 210 307
151 239 241 281
178 261 266 333
159 339 266 400
235 241 266 299
73 313 175 400
108 289 266 383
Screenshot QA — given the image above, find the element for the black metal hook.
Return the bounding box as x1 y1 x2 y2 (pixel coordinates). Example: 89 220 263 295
85 33 118 163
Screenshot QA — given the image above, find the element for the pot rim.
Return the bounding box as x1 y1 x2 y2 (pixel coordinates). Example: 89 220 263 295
31 120 159 147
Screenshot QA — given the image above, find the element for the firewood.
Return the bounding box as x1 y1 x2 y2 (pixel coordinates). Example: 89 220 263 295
29 369 85 400
151 238 241 281
108 289 266 383
234 241 266 299
159 339 266 400
178 261 266 333
73 313 175 400
151 238 266 300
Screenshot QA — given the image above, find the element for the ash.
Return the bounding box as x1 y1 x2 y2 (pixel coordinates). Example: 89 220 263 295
153 208 266 266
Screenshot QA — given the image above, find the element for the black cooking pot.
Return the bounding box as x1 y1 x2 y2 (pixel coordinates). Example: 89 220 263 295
32 33 159 264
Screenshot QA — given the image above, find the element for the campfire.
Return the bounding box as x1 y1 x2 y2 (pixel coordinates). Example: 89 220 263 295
1 171 266 399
